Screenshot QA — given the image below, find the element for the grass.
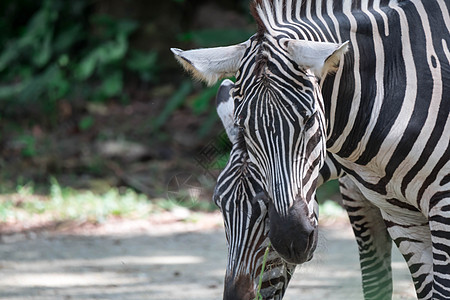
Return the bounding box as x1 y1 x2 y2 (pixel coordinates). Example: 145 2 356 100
0 178 207 224
0 177 343 227
319 199 345 217
255 242 271 300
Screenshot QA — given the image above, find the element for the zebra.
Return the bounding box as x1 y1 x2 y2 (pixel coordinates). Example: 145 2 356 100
214 79 296 299
172 0 450 299
215 79 392 299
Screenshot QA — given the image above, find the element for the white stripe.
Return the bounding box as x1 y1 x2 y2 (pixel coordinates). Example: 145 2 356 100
347 2 385 162
398 0 446 210
328 4 362 154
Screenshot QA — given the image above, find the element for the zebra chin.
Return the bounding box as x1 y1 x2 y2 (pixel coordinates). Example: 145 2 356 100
223 274 257 300
223 267 291 300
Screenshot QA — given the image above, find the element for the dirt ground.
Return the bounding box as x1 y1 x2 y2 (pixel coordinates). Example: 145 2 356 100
0 213 416 300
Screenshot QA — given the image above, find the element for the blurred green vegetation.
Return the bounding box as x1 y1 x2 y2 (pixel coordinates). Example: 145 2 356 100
0 0 342 218
0 0 158 122
0 177 216 223
0 178 341 224
0 0 253 127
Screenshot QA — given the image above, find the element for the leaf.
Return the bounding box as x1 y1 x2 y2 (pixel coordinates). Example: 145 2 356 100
116 19 138 36
76 34 129 81
18 135 37 158
190 82 220 115
47 67 70 100
53 25 83 53
151 81 193 131
179 28 254 47
0 83 25 99
0 45 20 72
79 115 94 131
126 50 158 72
97 34 128 64
76 50 98 80
32 31 53 67
90 15 138 39
18 65 59 103
97 71 123 99
197 109 219 138
127 50 158 82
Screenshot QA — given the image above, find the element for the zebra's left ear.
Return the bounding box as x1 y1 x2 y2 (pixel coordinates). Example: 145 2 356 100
171 41 249 86
286 40 349 77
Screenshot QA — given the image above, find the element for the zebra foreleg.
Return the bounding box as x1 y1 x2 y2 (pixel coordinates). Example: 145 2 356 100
339 176 393 300
382 212 433 299
429 194 450 298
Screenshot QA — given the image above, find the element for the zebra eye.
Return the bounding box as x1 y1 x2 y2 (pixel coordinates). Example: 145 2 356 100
303 111 317 128
235 119 244 129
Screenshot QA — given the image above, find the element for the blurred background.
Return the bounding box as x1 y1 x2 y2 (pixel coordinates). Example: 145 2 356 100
0 2 417 299
0 0 340 229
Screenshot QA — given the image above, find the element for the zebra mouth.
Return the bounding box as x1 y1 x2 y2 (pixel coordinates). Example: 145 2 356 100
255 262 294 300
259 283 285 300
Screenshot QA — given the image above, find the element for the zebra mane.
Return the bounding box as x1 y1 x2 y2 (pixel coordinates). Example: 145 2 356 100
250 0 281 36
250 0 401 37
250 0 318 37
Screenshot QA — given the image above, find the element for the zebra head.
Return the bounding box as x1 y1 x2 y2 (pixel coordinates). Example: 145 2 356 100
172 0 348 265
215 79 296 300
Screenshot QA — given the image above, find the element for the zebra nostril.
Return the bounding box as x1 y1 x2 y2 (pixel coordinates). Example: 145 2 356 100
268 199 318 264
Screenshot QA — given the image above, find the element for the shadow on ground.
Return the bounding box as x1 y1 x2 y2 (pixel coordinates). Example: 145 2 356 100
0 214 416 300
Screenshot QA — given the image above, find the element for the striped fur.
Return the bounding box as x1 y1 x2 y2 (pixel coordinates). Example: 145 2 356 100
214 81 296 299
238 0 449 298
173 0 450 299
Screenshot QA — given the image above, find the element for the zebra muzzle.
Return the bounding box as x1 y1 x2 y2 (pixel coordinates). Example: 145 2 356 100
268 199 318 264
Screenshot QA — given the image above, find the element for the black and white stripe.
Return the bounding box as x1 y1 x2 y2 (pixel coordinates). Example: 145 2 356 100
214 80 295 299
173 0 449 298
233 0 449 298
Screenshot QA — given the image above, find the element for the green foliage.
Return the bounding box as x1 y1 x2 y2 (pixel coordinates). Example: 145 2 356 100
179 28 254 47
319 200 345 217
78 115 95 131
0 0 158 119
316 179 340 203
190 81 225 137
0 178 154 223
157 25 251 137
255 243 271 300
17 134 37 157
151 81 193 132
0 178 218 223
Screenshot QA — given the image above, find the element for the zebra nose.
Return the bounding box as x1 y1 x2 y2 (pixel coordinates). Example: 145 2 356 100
268 200 318 264
223 275 256 300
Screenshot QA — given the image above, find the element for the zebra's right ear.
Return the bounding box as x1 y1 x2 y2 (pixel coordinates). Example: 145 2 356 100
216 79 239 144
286 40 349 77
171 41 249 86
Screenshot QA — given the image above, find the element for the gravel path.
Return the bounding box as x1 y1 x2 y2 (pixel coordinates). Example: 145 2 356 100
0 213 416 299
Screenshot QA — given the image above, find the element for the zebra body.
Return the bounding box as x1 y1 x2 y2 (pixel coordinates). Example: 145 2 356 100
172 0 450 299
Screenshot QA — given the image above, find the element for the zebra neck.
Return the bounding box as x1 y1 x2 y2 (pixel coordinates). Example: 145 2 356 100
251 0 401 43
320 0 408 162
